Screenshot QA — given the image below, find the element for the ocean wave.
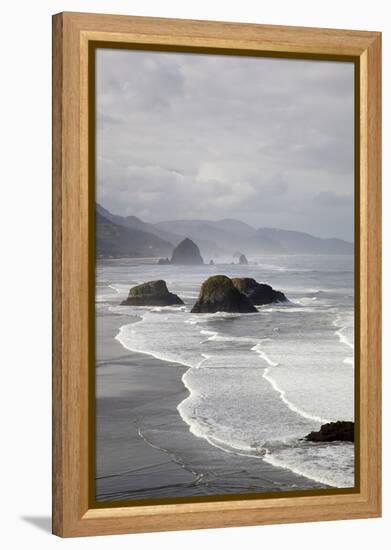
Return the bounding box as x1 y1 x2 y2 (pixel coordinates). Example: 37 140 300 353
95 283 123 303
115 322 195 369
109 305 147 316
263 441 354 488
110 282 140 294
295 296 318 306
96 282 141 304
201 330 259 345
110 282 354 488
260 306 317 313
251 343 331 424
109 304 188 316
333 313 354 369
172 291 198 299
96 294 116 303
185 312 242 325
150 305 187 312
334 318 354 350
108 284 124 293
256 263 315 273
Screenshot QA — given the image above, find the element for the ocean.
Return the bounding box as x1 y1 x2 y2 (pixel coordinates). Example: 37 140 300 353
96 254 354 491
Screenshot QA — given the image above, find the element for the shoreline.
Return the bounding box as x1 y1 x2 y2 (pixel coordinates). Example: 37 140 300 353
96 312 328 502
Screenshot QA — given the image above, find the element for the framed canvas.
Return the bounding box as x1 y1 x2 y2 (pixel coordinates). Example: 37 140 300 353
52 12 382 537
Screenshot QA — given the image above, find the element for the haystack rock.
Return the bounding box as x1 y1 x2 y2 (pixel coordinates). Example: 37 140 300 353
232 278 287 305
191 275 257 314
120 280 184 306
170 237 204 265
305 421 354 443
238 253 248 265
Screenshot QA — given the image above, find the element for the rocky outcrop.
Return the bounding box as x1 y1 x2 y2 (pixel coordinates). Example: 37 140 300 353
157 257 170 265
171 238 204 265
191 275 257 313
232 278 287 305
305 421 354 443
238 253 248 265
121 280 184 306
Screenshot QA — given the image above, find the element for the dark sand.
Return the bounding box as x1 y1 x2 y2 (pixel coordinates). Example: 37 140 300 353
96 314 327 502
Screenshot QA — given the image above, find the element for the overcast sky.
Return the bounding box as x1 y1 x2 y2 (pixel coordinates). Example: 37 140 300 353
96 49 354 241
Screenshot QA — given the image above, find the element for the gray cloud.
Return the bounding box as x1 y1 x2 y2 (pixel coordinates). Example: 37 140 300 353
96 49 354 241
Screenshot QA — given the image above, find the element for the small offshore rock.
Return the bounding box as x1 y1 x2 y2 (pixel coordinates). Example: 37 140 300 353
305 421 354 443
121 280 184 306
191 275 257 314
232 277 287 305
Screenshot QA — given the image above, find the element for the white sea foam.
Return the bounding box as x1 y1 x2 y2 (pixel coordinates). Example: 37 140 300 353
100 255 355 488
333 313 354 369
150 305 187 312
116 323 195 368
251 343 330 424
176 291 199 299
116 305 354 486
202 332 259 345
295 297 318 306
95 284 120 302
108 284 123 294
185 312 242 325
335 326 354 350
263 442 355 488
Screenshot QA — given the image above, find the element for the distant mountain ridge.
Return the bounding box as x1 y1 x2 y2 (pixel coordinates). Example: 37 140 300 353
96 203 353 259
96 209 173 259
96 203 178 245
256 227 353 255
154 218 353 256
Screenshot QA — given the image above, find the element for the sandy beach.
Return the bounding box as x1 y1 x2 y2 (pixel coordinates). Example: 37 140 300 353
96 313 328 502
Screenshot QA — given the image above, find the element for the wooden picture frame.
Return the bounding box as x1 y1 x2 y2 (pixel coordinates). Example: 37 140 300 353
52 11 381 537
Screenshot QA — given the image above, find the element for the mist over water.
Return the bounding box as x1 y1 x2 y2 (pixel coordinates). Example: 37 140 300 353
97 254 354 488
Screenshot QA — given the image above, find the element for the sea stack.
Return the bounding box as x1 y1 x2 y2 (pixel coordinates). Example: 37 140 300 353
170 237 204 265
238 253 248 265
305 421 354 443
232 278 287 305
120 280 184 306
191 275 257 314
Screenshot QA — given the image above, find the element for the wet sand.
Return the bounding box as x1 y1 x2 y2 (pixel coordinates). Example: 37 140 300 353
96 313 327 502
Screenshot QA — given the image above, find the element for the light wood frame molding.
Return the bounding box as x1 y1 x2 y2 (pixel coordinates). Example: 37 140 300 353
52 11 381 538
